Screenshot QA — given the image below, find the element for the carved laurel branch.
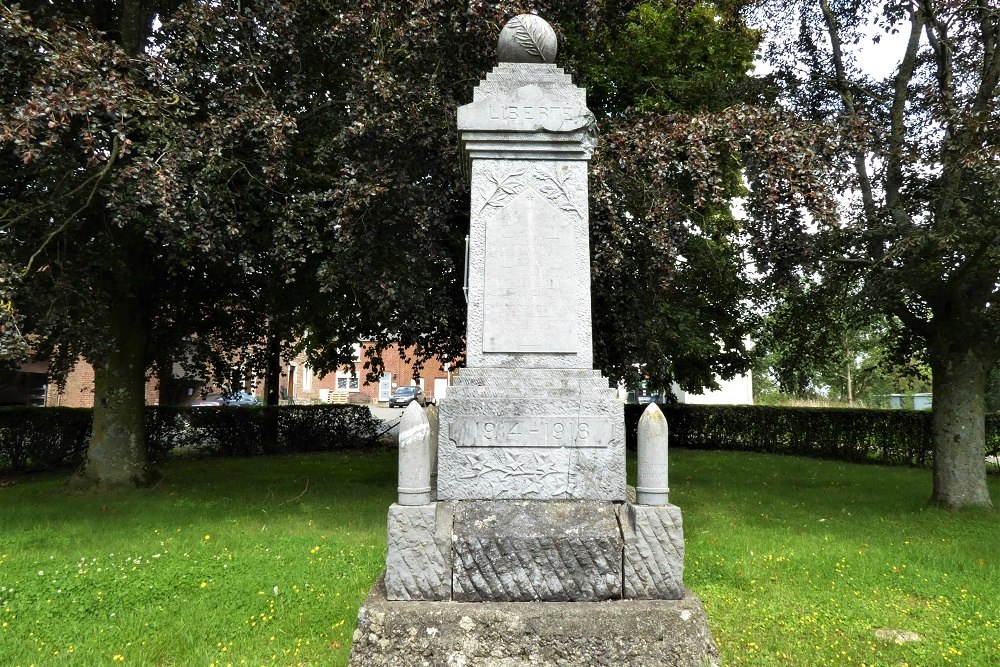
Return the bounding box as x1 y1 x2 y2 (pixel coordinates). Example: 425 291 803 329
476 164 583 222
534 168 583 220
509 15 545 59
477 167 526 214
461 451 560 480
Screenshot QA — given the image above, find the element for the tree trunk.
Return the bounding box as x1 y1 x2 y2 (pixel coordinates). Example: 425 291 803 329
930 340 995 510
846 357 853 405
81 300 154 488
263 330 282 406
120 0 153 55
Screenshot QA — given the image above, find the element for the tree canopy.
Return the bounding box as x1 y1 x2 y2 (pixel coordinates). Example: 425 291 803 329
1 0 298 484
1 0 838 488
750 0 1000 509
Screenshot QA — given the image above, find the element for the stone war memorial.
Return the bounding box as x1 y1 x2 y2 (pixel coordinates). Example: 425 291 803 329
349 15 719 667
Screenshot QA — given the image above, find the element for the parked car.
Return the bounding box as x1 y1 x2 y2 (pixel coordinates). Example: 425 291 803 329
221 391 260 406
388 385 427 408
191 391 260 407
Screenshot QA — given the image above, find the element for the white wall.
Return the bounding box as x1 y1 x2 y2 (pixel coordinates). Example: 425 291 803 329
672 372 753 405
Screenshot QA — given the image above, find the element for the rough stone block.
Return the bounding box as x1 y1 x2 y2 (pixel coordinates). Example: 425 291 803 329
452 500 622 602
349 573 720 667
620 503 685 600
384 503 453 601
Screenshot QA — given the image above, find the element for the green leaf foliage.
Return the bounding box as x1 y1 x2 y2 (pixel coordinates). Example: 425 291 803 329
1 0 841 485
749 0 1000 508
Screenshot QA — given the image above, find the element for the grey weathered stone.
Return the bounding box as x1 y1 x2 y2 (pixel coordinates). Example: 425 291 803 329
440 48 624 506
349 574 721 667
873 628 921 644
452 500 622 602
497 14 558 64
436 375 626 501
355 25 716 665
637 402 670 505
459 64 594 161
457 64 595 369
384 503 453 601
621 503 685 600
425 403 440 500
398 401 432 505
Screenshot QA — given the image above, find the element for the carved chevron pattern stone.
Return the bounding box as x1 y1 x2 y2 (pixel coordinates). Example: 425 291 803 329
452 500 622 602
621 503 685 600
384 504 452 601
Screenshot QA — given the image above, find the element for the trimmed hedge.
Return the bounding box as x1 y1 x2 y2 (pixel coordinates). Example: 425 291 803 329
0 407 91 474
147 404 383 459
626 404 1000 466
1 404 381 474
4 402 998 476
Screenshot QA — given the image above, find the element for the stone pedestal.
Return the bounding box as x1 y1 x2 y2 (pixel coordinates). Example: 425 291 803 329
452 500 622 602
349 575 721 667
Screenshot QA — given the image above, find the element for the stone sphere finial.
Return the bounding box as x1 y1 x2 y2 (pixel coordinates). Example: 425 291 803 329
497 14 557 64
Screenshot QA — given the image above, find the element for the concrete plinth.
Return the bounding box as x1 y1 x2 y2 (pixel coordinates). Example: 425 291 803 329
349 574 720 667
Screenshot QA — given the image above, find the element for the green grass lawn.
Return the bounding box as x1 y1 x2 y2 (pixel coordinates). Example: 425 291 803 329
1 449 998 667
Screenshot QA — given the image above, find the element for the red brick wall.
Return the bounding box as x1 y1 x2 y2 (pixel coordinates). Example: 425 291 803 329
49 361 95 407
45 359 161 407
364 344 450 403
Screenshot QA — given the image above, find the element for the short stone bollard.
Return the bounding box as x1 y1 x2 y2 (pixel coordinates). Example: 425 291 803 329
424 403 439 500
637 402 669 505
397 401 431 505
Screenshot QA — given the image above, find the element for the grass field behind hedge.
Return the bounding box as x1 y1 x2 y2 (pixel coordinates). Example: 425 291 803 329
1 449 998 667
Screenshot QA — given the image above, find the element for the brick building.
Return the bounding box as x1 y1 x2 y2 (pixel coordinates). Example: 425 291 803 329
283 343 453 405
2 343 453 407
1 359 162 408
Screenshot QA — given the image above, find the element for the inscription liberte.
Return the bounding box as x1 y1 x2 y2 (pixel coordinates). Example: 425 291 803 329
454 416 611 449
489 104 577 122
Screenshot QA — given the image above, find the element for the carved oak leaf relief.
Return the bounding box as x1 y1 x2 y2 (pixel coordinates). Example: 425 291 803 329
534 167 583 220
477 167 526 214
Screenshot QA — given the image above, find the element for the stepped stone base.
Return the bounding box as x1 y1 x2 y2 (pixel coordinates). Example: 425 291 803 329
384 500 684 603
349 574 720 667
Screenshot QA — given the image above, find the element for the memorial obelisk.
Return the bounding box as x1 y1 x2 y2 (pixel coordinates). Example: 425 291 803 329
349 15 718 666
439 14 623 505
